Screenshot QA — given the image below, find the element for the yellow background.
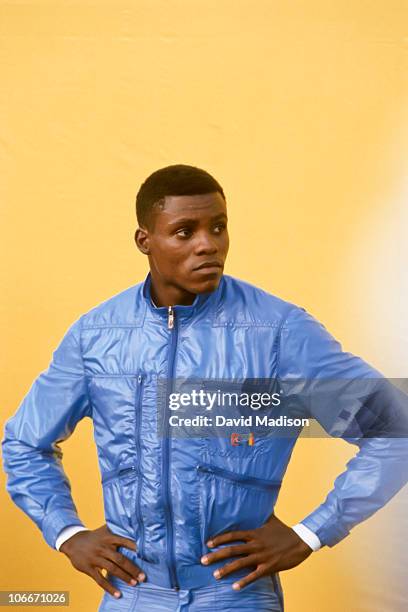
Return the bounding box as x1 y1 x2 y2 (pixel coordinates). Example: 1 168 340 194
1 1 407 610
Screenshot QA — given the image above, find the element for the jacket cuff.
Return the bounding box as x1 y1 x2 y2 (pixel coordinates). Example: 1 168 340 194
42 508 86 550
301 513 350 547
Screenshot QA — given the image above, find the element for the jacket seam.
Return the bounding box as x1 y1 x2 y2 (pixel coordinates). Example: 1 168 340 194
76 318 93 419
86 374 141 379
82 322 282 329
276 306 298 377
81 324 143 330
212 321 280 328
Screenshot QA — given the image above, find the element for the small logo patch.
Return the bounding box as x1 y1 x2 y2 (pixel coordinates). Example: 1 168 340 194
231 432 255 446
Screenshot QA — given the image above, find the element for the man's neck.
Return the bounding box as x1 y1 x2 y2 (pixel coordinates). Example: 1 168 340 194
149 275 197 307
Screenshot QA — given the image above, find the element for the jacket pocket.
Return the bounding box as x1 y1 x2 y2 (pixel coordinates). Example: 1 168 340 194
101 464 138 538
196 462 281 556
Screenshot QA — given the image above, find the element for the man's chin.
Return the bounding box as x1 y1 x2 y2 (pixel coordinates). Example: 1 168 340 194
190 275 222 295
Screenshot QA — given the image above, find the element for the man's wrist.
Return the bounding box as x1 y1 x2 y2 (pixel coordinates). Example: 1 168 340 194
291 523 322 552
55 525 89 551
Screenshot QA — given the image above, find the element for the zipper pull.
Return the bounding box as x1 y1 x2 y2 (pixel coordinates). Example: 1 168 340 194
168 306 174 330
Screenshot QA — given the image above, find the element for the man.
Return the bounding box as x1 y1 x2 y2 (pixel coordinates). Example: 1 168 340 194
3 164 408 611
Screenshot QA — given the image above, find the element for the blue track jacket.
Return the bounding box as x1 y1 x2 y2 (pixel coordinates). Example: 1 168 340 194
2 273 408 609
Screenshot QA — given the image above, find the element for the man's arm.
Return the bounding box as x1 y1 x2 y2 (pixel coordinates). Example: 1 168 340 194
1 317 91 549
279 306 408 547
201 305 408 590
2 317 148 598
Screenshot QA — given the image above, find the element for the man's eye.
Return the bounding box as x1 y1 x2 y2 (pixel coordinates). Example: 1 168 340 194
213 223 226 233
176 228 191 238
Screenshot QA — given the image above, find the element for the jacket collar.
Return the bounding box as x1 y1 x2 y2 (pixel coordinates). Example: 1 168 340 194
141 271 223 321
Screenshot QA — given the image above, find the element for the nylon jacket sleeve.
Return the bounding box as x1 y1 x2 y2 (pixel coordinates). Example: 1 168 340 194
278 306 408 548
1 317 92 549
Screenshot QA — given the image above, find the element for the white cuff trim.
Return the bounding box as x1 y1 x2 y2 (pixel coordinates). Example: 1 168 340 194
55 525 89 551
292 523 322 552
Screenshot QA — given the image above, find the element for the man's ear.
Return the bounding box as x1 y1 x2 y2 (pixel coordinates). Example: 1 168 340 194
135 227 150 255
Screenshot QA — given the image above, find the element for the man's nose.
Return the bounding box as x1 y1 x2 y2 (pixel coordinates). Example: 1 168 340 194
194 232 218 254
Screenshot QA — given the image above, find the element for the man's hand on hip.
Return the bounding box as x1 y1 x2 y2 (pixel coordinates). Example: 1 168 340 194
59 524 145 599
200 513 313 591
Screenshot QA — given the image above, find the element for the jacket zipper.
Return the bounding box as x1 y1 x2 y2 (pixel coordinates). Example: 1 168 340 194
162 305 179 589
134 373 145 558
196 462 281 491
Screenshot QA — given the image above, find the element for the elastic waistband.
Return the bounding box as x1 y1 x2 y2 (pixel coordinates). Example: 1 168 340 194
119 547 266 591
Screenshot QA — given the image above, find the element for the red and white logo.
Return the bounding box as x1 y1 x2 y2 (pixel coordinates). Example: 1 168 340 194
230 432 255 446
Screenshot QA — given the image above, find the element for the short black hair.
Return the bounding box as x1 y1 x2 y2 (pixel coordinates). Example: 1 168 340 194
136 164 226 229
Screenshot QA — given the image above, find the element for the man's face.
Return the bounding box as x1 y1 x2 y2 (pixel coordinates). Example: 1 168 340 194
136 192 229 295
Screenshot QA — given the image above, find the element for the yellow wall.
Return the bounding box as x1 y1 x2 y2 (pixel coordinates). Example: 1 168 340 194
1 2 407 610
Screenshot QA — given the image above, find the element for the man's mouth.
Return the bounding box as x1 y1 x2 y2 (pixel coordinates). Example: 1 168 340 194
193 261 223 271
